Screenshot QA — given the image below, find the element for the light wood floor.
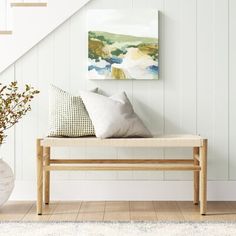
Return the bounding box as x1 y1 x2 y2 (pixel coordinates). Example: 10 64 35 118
0 201 236 222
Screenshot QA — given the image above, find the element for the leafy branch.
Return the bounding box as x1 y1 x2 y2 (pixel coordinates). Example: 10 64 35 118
0 81 39 144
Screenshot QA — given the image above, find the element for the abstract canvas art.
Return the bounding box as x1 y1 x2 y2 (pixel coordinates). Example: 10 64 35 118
87 9 159 80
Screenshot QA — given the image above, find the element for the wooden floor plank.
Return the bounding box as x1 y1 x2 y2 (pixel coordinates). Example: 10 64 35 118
105 201 129 212
22 202 58 221
177 201 236 221
0 201 33 221
154 201 184 221
48 201 81 221
130 201 157 221
104 201 130 221
104 212 130 221
177 201 204 221
130 211 157 221
77 212 104 221
130 201 155 212
77 201 105 221
226 202 236 221
203 202 236 221
1 201 236 222
79 201 105 213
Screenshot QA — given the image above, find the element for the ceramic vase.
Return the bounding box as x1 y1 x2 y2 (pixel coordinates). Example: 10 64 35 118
0 147 14 207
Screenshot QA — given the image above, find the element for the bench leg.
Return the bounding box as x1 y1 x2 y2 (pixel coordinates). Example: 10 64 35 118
37 139 43 215
44 147 50 205
193 147 199 205
200 139 207 215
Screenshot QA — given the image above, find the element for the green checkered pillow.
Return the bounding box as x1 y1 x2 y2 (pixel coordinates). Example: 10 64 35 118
48 85 95 137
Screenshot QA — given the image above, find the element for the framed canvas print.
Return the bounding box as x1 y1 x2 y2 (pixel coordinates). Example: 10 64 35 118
87 9 159 80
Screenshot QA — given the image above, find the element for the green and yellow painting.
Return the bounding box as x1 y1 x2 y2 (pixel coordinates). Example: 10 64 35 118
87 10 159 80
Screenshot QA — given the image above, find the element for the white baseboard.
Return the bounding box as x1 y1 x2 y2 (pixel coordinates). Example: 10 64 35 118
10 180 236 201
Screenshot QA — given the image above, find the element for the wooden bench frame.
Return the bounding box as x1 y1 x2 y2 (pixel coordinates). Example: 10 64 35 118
36 135 207 215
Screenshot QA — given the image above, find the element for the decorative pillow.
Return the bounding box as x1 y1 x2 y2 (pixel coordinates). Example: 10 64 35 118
80 91 152 138
48 85 96 137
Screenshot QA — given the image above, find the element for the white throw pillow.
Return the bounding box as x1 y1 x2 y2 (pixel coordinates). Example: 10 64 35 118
80 91 152 138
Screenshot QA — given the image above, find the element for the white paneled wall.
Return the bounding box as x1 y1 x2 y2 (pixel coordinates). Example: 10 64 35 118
229 0 236 180
0 0 12 30
0 0 236 200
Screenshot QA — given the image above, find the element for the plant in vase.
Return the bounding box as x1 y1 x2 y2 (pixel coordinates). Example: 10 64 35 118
0 81 39 206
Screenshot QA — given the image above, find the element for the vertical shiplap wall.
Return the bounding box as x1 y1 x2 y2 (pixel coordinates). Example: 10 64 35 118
0 0 236 190
229 0 236 180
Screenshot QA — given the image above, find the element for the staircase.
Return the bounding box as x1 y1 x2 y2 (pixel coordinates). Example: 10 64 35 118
0 0 91 73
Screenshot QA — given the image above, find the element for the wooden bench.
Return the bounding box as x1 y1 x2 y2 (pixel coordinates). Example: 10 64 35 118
36 135 207 215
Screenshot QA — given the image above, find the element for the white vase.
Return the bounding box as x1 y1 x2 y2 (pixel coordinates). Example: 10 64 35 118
0 147 14 207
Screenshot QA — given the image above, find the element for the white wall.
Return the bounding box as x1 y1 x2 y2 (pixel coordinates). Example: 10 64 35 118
1 0 236 200
0 0 90 72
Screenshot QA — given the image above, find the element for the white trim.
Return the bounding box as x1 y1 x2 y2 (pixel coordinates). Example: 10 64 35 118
10 180 236 201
